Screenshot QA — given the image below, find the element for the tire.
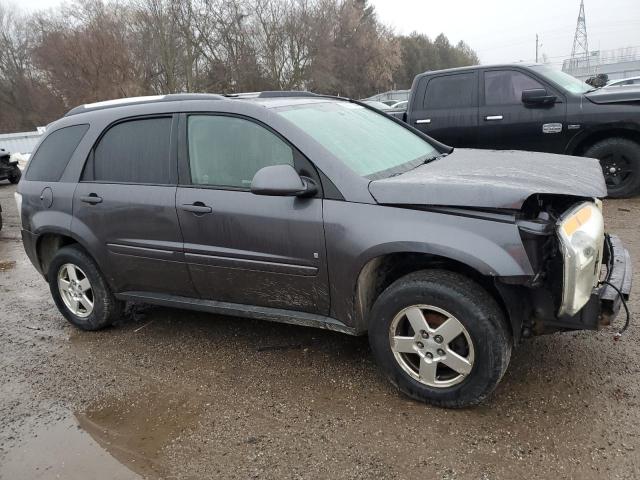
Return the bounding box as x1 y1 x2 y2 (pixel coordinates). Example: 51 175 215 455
48 244 122 330
584 137 640 198
8 166 21 184
368 270 511 408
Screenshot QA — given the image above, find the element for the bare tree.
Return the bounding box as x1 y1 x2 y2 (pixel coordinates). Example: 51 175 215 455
30 0 146 107
0 0 479 132
0 3 65 131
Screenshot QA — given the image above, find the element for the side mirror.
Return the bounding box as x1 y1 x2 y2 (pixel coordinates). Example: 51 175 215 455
522 88 557 106
251 164 317 197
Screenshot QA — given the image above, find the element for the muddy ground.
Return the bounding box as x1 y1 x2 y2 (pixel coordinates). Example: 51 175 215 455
0 181 639 480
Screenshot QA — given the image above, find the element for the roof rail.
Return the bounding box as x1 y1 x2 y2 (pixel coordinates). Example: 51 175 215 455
222 91 319 99
64 93 225 117
257 91 319 98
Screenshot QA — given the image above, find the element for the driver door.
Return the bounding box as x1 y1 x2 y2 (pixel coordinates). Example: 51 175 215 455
176 113 330 315
477 68 568 153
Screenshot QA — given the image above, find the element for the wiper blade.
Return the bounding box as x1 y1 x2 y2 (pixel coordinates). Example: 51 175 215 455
423 152 449 164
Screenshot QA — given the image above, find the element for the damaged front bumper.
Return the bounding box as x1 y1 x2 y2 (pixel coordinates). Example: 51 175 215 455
599 234 633 324
497 233 633 341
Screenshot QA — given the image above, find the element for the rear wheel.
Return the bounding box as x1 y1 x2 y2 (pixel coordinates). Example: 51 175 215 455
368 270 511 408
48 244 122 330
584 137 640 198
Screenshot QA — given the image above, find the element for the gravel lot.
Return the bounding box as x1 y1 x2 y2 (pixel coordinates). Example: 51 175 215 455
1 181 639 480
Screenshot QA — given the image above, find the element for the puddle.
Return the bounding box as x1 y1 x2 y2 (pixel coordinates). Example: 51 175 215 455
1 386 204 479
75 385 204 478
0 416 140 480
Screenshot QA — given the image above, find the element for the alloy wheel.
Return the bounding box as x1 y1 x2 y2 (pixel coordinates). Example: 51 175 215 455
57 263 94 318
389 305 475 388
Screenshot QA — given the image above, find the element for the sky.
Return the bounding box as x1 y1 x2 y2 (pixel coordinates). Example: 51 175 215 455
370 0 640 66
13 0 640 67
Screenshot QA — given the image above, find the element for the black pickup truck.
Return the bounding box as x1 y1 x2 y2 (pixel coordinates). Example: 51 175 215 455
392 64 640 197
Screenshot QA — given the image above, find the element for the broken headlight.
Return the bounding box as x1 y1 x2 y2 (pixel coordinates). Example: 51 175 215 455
557 202 604 317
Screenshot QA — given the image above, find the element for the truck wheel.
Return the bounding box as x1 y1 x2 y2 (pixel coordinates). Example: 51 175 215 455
8 166 21 184
48 244 122 330
368 270 511 408
584 138 640 198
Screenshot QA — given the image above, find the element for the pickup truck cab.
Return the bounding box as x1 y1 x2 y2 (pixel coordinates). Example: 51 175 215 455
394 64 640 198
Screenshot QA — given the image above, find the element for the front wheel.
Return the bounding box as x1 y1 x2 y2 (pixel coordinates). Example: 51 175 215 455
369 270 511 408
584 137 640 198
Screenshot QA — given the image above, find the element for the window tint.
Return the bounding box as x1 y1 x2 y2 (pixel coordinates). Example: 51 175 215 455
25 124 89 182
187 115 294 188
424 73 476 109
87 117 172 184
484 70 545 106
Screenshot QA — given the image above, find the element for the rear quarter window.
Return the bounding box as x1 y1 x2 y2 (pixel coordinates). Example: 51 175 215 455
25 124 89 182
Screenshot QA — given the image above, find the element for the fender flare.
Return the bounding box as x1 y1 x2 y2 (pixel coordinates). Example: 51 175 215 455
565 122 640 156
348 240 533 333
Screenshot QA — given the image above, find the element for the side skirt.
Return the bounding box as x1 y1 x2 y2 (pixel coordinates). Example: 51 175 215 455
115 291 360 336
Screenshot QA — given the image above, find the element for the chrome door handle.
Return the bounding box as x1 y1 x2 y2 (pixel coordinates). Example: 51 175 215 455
181 202 212 214
485 115 503 121
415 119 431 124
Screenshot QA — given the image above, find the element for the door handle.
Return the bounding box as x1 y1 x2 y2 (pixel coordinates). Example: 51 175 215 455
80 193 103 204
415 118 431 124
181 202 212 214
485 115 503 121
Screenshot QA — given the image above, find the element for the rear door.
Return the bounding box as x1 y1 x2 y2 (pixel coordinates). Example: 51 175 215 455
477 68 568 153
176 113 330 315
72 115 195 296
410 72 479 147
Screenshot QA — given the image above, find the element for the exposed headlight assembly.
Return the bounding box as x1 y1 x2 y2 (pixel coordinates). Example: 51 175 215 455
557 202 604 316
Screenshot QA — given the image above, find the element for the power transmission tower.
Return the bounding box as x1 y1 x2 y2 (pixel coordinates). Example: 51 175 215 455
571 0 590 72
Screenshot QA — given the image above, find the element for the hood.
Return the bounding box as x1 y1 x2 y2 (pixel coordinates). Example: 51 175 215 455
585 87 640 104
368 149 607 210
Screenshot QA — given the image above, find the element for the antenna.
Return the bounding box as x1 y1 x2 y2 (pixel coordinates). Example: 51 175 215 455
571 0 590 72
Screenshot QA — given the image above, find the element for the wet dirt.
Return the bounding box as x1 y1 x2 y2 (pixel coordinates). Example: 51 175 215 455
1 181 640 479
0 260 15 271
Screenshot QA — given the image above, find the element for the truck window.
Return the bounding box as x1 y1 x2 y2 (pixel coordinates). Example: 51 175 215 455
484 70 544 106
423 73 476 109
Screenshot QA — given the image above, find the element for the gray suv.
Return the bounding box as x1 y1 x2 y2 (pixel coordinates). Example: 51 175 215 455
17 92 632 407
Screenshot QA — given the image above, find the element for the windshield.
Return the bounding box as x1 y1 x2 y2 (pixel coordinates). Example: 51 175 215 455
529 65 592 94
275 101 439 178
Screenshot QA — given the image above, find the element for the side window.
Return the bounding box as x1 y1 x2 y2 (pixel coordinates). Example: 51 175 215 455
25 124 89 181
85 117 172 184
187 115 294 189
423 73 476 109
484 70 545 106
